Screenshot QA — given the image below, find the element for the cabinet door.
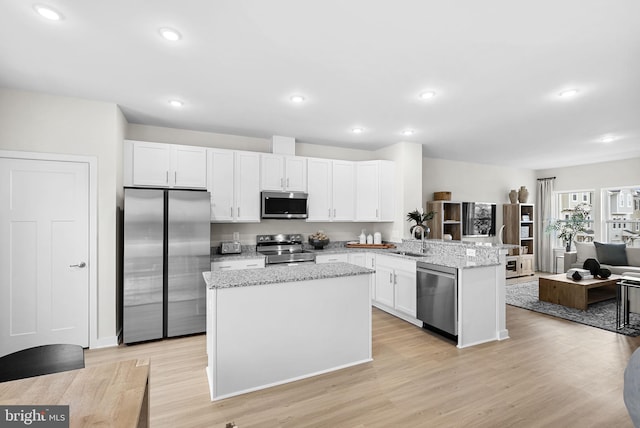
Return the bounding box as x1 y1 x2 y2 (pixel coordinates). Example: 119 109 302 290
132 141 171 187
172 145 207 188
306 158 332 221
260 154 285 190
519 255 534 276
394 267 417 317
285 156 307 191
235 152 261 222
377 161 395 222
349 252 375 301
208 149 235 222
375 264 395 307
347 253 366 267
355 161 379 221
365 253 376 270
332 160 355 221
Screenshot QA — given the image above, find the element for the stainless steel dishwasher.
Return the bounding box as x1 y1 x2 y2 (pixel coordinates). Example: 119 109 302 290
416 262 458 337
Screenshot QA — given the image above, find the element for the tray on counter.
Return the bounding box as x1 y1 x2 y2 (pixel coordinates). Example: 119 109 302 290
345 242 396 249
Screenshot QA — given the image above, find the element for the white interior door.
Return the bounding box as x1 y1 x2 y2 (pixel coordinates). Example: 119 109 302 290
0 157 89 356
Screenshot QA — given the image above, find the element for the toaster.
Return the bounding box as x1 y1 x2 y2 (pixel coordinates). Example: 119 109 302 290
219 241 242 254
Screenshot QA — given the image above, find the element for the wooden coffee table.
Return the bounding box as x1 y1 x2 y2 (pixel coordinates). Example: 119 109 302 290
538 273 621 310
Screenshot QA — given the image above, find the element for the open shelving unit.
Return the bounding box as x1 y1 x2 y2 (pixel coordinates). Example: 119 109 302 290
427 201 462 240
503 203 535 278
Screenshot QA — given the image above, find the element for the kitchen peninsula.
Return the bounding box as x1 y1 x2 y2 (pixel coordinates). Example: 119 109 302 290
203 263 374 401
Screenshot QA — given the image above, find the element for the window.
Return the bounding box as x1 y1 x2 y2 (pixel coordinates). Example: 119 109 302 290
603 186 640 244
552 190 595 248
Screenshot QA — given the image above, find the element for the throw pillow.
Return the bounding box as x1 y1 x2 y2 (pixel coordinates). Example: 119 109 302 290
627 248 640 267
575 241 598 265
594 241 629 266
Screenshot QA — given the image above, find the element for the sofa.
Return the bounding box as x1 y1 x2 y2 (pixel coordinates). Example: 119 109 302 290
565 241 640 311
564 241 640 275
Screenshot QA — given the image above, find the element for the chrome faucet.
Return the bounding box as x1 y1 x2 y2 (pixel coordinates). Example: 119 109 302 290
419 226 428 254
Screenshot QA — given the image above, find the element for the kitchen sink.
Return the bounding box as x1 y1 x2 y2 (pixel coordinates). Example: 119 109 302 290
391 250 427 258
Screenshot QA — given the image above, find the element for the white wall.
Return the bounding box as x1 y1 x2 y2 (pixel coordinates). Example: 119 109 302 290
536 157 640 241
296 142 376 162
422 156 537 242
375 142 423 241
127 123 270 152
0 87 124 345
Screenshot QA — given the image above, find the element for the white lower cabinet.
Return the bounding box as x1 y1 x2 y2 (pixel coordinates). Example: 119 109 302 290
211 258 265 271
315 253 349 264
394 267 417 317
373 255 419 325
348 252 376 299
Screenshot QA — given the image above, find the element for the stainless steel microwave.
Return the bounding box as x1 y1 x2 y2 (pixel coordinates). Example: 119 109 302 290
261 191 308 219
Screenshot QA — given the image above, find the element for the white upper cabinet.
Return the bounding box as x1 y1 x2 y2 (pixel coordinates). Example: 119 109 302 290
307 158 355 222
260 154 307 192
125 140 394 224
332 160 355 221
172 145 208 188
207 148 260 223
355 160 394 222
306 158 332 221
124 140 207 189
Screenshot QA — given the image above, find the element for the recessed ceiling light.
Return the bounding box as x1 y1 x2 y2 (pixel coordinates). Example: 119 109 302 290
558 89 579 98
168 99 184 108
159 28 182 41
33 4 62 21
351 127 364 134
601 135 616 143
290 95 305 103
402 129 415 136
419 91 436 100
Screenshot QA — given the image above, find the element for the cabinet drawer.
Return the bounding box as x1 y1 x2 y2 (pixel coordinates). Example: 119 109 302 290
315 253 349 264
211 258 265 271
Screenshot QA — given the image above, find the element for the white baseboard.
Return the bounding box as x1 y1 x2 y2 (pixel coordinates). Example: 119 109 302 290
91 335 119 349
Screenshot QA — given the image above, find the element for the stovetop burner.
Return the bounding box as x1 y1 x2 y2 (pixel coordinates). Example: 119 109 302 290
256 234 316 264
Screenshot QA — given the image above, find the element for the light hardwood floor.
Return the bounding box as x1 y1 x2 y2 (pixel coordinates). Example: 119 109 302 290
85 285 640 427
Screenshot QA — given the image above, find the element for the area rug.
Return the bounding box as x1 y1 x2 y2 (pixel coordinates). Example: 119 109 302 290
505 280 640 337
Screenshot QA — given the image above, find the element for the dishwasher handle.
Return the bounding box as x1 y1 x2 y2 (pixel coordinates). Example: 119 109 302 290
417 268 456 280
417 262 457 279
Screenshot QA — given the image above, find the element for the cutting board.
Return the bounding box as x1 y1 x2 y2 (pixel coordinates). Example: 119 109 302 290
345 242 396 249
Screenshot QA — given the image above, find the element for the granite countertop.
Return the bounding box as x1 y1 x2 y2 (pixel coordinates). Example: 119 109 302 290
210 243 502 269
204 262 374 289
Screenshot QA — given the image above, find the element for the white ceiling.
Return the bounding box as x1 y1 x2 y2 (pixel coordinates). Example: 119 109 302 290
2 0 639 169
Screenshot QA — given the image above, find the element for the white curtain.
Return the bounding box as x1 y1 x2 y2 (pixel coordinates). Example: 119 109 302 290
536 178 555 272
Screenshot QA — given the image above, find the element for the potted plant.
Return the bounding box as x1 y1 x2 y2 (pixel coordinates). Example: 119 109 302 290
407 208 436 239
545 203 592 251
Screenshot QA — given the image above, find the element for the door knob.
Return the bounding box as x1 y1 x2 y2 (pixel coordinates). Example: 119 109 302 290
69 262 86 268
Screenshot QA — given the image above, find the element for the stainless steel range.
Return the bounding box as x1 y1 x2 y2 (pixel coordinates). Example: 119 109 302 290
256 234 316 264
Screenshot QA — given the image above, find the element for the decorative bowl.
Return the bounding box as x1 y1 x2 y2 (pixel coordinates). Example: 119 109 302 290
309 237 330 249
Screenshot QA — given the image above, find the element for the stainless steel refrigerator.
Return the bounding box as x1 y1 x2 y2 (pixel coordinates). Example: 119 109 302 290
122 188 210 344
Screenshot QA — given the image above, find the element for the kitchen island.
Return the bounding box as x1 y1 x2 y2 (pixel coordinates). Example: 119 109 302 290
202 263 373 401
